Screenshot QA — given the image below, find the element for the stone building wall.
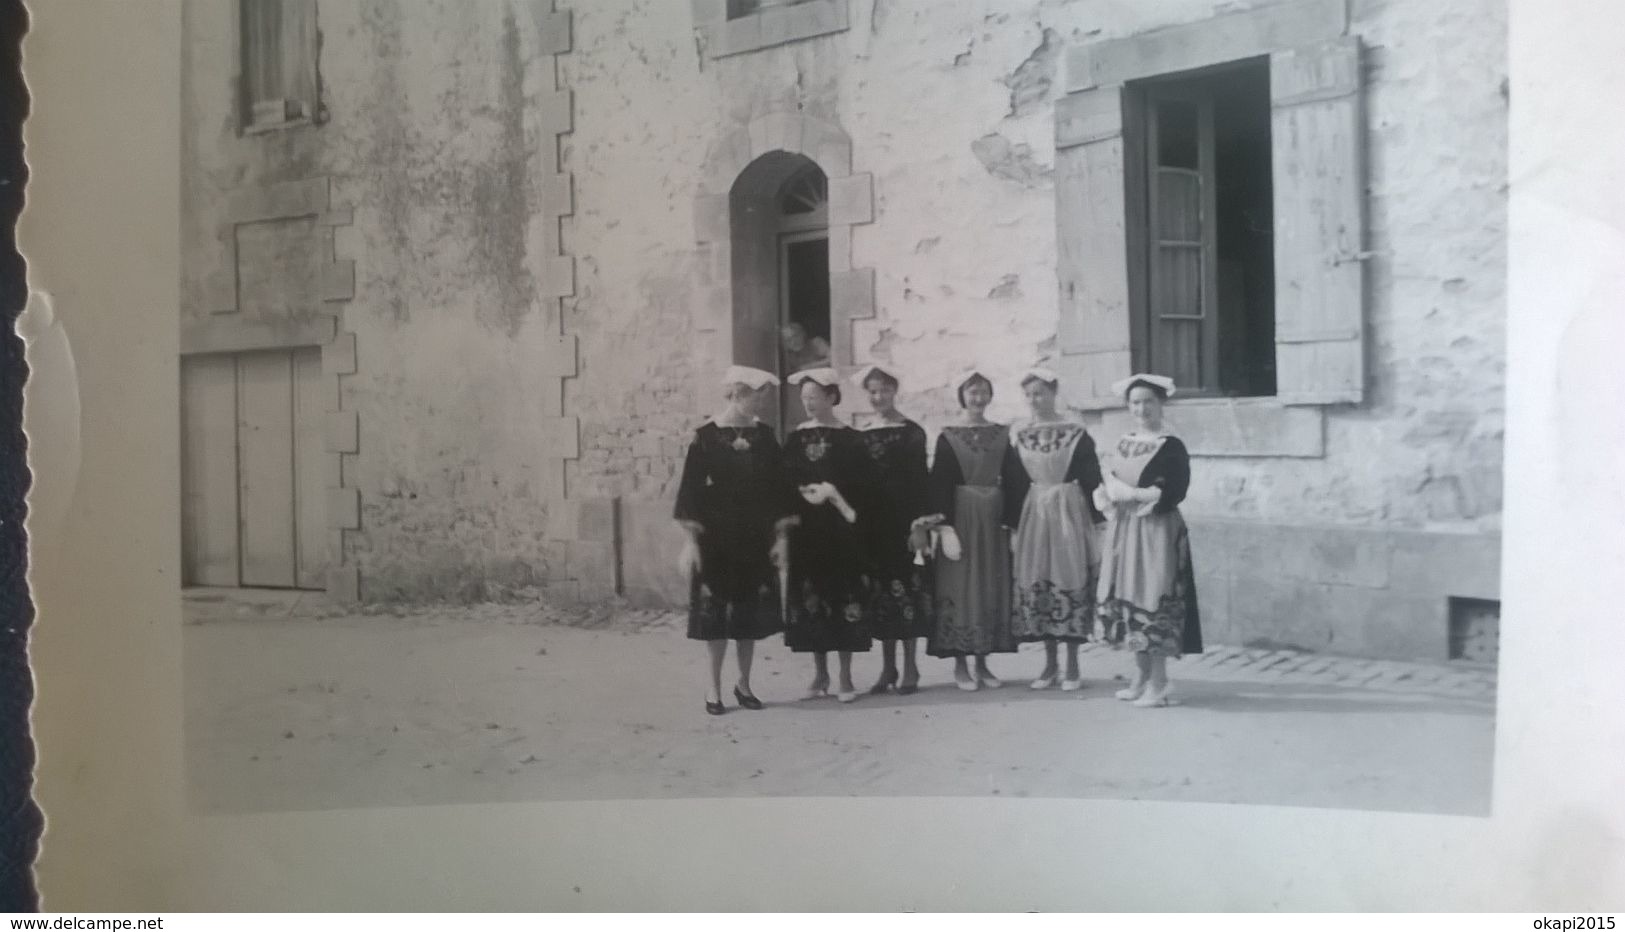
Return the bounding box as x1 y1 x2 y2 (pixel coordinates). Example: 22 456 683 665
180 0 1506 659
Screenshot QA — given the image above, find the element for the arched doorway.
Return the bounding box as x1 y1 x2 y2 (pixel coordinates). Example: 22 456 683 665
729 152 831 433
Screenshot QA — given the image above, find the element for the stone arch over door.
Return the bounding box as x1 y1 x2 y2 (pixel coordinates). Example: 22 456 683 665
691 113 875 417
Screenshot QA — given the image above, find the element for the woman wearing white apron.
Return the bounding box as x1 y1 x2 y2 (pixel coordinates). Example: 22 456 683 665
1007 367 1105 691
1094 374 1204 708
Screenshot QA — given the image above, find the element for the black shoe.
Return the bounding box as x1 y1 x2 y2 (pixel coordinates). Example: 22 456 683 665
734 687 764 710
897 682 919 696
705 699 726 716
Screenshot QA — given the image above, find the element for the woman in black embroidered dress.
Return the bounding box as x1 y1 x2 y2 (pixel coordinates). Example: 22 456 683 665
922 371 1026 690
673 365 798 716
1094 373 1204 708
781 367 874 704
850 364 932 696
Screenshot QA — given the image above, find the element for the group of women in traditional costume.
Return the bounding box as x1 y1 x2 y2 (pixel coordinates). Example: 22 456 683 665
673 362 1201 716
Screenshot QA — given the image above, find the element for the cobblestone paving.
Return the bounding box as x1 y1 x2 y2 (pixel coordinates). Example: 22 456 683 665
1096 641 1497 701
183 589 1498 702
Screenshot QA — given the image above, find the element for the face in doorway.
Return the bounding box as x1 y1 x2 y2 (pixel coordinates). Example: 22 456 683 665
1022 378 1059 418
781 324 808 354
1127 384 1166 429
863 374 899 415
800 381 838 420
958 376 993 414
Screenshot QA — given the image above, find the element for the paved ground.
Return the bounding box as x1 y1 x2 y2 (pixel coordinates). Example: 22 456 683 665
183 589 1497 816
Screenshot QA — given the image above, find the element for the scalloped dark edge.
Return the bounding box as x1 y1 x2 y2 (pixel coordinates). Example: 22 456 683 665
1 0 43 913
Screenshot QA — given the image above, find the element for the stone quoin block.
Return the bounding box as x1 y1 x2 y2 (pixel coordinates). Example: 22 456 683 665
545 501 579 542
540 173 575 219
324 410 360 454
327 564 361 604
751 112 805 159
539 256 576 299
804 119 854 177
326 486 361 530
830 267 876 321
539 416 581 460
320 260 356 302
826 224 853 273
323 331 357 376
538 90 574 137
539 334 579 378
827 173 875 226
534 7 572 55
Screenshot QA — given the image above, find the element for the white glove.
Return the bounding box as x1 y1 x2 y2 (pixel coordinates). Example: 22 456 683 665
1092 485 1112 515
1133 486 1162 518
1104 472 1136 503
938 526 963 561
677 538 702 579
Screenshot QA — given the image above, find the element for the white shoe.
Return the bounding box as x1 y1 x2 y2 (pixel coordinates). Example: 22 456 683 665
1060 677 1083 692
1030 675 1058 690
955 675 980 692
837 688 858 704
1115 681 1146 701
978 673 1003 689
1132 684 1173 707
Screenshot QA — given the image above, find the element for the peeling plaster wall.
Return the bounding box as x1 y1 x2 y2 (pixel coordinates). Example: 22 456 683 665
182 1 577 602
564 0 1504 527
1171 0 1508 534
181 0 1506 631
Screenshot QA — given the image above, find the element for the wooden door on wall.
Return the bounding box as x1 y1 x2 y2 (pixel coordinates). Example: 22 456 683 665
181 346 327 590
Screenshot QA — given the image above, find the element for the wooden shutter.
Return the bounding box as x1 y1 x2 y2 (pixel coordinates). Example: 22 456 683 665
237 350 299 588
181 355 241 587
282 0 317 120
1054 85 1134 408
240 0 317 128
1271 37 1367 405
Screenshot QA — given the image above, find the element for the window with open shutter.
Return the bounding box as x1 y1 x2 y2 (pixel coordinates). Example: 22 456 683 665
1127 59 1277 399
240 0 319 132
1053 85 1135 408
1270 37 1366 405
1053 0 1362 423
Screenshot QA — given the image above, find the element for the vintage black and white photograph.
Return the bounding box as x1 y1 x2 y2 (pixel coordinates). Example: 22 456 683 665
177 0 1506 817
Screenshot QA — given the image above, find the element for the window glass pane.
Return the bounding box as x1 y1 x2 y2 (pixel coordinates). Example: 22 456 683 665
1152 245 1202 319
1155 169 1201 242
1155 98 1199 170
1154 318 1204 391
